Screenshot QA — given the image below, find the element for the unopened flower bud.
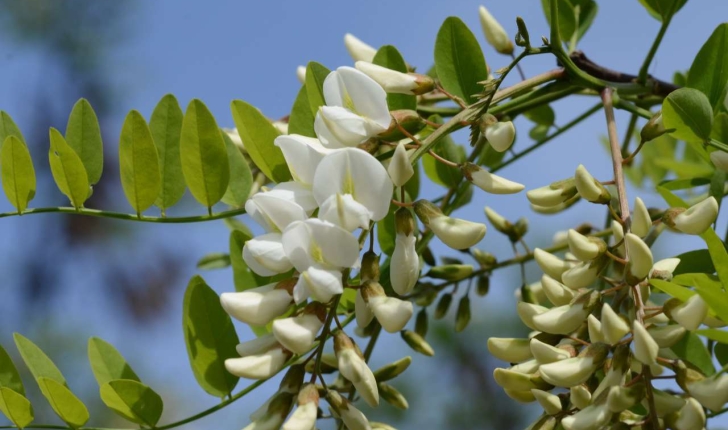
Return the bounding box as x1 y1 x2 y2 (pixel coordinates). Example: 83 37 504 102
282 383 319 430
493 368 542 391
390 234 419 296
574 165 611 204
540 275 576 307
387 141 414 187
296 66 306 84
462 163 524 194
220 281 294 326
532 389 562 415
478 5 514 54
710 150 728 172
361 281 413 333
379 382 409 409
601 303 630 345
373 356 412 382
664 295 708 331
647 324 686 348
455 295 471 332
484 121 516 152
631 197 652 238
531 302 590 335
640 112 666 142
567 229 606 261
426 264 474 281
434 293 452 319
561 403 612 430
504 388 537 403
632 320 659 365
530 338 570 364
355 289 374 329
487 338 533 363
415 308 428 336
570 385 591 410
662 197 719 235
400 330 434 356
668 397 705 430
539 343 608 388
226 336 292 380
343 33 377 63
649 257 680 281
533 248 571 282
530 194 580 214
484 206 514 235
472 249 497 268
327 391 371 430
561 259 604 289
686 374 728 412
476 275 490 296
587 314 605 343
624 233 653 283
360 251 380 282
272 304 325 354
650 389 686 417
517 302 548 331
244 391 295 430
334 333 379 407
414 200 486 249
527 178 578 207
611 220 625 256
355 61 433 95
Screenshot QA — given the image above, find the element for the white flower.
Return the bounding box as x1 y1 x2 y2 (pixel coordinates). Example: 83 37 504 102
574 165 610 204
462 163 524 194
334 334 379 407
567 229 604 261
355 289 374 328
274 135 332 187
672 398 706 430
282 384 319 430
710 151 728 172
625 233 653 282
220 282 293 326
387 141 414 187
328 391 372 430
540 275 576 307
318 193 372 232
243 233 294 276
533 249 571 281
478 5 513 54
354 61 417 95
344 33 377 63
632 197 652 238
531 303 589 335
282 219 360 272
632 321 659 365
390 233 419 295
428 216 486 250
314 67 391 148
539 356 599 387
600 303 630 345
226 338 291 380
530 338 570 364
561 403 611 430
667 294 708 331
293 267 344 304
296 66 306 84
687 374 728 412
362 281 413 333
273 312 324 355
485 121 515 152
487 338 533 363
531 389 562 415
649 257 680 281
245 188 309 233
670 196 719 235
312 147 393 223
570 385 591 410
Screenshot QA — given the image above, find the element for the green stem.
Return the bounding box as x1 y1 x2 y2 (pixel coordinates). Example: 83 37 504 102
416 105 462 116
708 139 728 153
0 206 247 223
615 100 653 120
637 3 676 84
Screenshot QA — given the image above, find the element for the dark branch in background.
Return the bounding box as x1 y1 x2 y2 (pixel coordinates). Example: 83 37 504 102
565 51 680 97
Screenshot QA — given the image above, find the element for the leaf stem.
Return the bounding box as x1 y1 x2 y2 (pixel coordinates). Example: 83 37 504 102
0 206 247 223
637 3 677 84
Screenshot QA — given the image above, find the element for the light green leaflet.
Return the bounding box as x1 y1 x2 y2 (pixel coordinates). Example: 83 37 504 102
65 99 104 185
0 136 36 213
119 110 162 215
48 128 89 209
149 94 186 211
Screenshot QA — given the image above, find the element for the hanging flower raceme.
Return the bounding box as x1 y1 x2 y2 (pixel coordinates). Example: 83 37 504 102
662 197 719 235
314 67 391 148
413 200 486 250
354 61 434 95
390 208 420 296
312 147 394 231
343 33 377 63
220 279 295 326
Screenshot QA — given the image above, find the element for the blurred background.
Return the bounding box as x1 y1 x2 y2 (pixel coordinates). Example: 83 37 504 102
0 0 727 429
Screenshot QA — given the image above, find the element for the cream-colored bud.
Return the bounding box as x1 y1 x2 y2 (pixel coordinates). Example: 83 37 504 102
343 33 377 63
493 368 543 391
327 391 371 430
687 374 728 412
220 282 293 326
527 179 578 207
703 315 727 328
532 389 562 415
710 150 728 172
517 302 548 331
552 230 569 247
334 333 379 407
561 260 602 289
361 281 413 333
387 141 414 187
649 389 686 417
272 310 324 355
574 165 610 204
356 61 417 95
504 389 537 403
390 232 419 296
484 121 516 152
370 422 396 430
487 338 533 363
427 264 474 281
611 220 625 256
533 249 570 282
282 383 319 430
379 382 408 410
226 346 291 380
462 163 524 194
601 303 630 345
478 5 514 54
244 391 295 430
647 324 686 348
587 314 605 343
296 66 306 84
632 321 659 365
649 258 680 281
355 289 374 328
663 198 719 236
538 344 607 387
509 359 540 375
567 229 606 261
670 397 706 430
484 206 511 233
531 303 589 335
530 195 580 214
624 233 653 283
607 384 644 413
561 404 611 430
665 295 708 331
570 385 591 410
427 215 486 250
632 197 652 238
530 338 570 364
400 330 434 356
540 275 576 306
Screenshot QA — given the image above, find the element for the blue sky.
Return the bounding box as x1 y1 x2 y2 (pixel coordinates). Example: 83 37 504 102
1 1 728 429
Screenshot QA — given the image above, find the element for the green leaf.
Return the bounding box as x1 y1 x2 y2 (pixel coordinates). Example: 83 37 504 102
0 388 33 429
13 333 66 386
524 104 555 126
224 217 254 237
230 230 259 292
119 110 162 215
221 132 253 207
434 17 489 104
196 253 231 270
637 0 687 21
150 94 186 211
673 249 716 275
716 343 728 367
87 337 140 387
712 112 728 142
182 276 239 397
36 377 89 429
180 99 230 209
65 99 103 185
649 279 695 302
304 62 331 115
687 23 728 111
1 136 36 213
670 333 714 376
373 45 416 111
696 328 728 344
99 379 163 427
230 100 291 184
662 88 714 144
288 84 317 138
700 228 728 292
542 0 598 42
0 112 26 145
659 177 711 191
377 208 397 256
48 128 89 209
655 185 689 208
0 345 24 396
651 159 713 179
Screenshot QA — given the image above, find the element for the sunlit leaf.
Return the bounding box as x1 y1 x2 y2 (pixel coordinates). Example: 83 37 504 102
696 328 728 344
37 377 89 429
150 94 186 211
673 249 716 275
670 333 714 376
700 228 728 292
1 136 36 213
304 62 331 115
87 337 140 387
230 230 260 292
221 132 253 207
662 88 714 144
687 23 728 111
649 279 695 302
0 388 33 429
0 345 24 396
119 110 162 214
288 84 316 137
99 380 163 427
65 99 103 185
48 128 89 209
0 112 26 145
542 0 598 42
13 333 66 386
434 17 488 104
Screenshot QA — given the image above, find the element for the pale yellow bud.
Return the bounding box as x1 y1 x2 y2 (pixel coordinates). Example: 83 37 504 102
647 324 686 348
560 403 612 430
665 295 708 331
530 338 571 364
567 229 606 261
574 165 610 204
686 374 728 412
632 321 659 365
487 337 534 363
533 248 570 282
484 121 516 152
570 385 591 410
517 302 548 331
600 303 630 345
343 33 377 63
462 163 524 194
387 141 414 187
478 5 514 54
532 389 562 415
631 197 652 238
663 197 719 235
624 233 653 283
587 314 605 344
540 275 576 307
